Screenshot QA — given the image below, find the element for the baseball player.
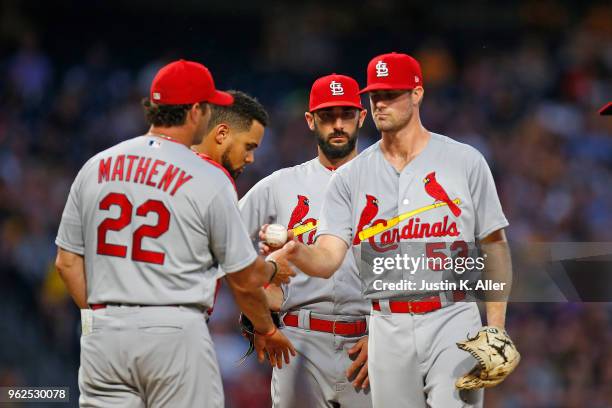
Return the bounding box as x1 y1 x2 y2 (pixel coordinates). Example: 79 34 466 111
274 53 519 407
54 59 296 408
241 74 373 408
191 90 268 180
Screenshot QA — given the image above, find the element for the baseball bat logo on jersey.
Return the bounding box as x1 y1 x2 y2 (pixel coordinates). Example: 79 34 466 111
354 188 461 252
288 194 317 244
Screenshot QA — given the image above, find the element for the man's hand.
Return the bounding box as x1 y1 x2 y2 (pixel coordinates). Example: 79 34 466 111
346 336 369 389
266 252 296 285
259 224 295 256
254 328 297 369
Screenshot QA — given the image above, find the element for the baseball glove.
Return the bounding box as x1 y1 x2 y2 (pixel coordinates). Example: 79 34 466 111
238 312 282 364
455 326 520 389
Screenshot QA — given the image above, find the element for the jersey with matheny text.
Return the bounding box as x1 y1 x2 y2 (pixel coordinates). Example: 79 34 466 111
56 135 257 308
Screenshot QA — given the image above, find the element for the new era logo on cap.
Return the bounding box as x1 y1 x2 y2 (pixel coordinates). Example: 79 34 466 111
153 92 161 100
330 80 345 96
360 52 423 94
309 73 363 112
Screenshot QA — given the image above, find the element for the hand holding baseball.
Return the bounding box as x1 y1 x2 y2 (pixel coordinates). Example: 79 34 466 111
259 224 295 255
265 224 288 247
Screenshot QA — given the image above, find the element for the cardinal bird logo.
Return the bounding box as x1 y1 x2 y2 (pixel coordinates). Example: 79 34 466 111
423 171 461 217
353 194 379 245
288 195 310 229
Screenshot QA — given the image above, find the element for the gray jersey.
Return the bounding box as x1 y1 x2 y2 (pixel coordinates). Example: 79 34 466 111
317 133 508 299
239 158 369 316
56 135 257 307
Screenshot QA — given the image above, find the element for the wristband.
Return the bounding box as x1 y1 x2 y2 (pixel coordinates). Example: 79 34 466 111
255 325 277 337
266 259 278 284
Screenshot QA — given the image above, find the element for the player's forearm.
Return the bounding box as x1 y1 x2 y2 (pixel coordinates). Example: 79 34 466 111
288 241 340 278
480 232 512 328
229 284 275 334
235 257 276 290
485 301 507 328
55 248 88 309
264 284 284 312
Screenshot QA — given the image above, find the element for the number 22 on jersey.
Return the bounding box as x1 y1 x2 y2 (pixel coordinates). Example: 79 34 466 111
96 192 170 265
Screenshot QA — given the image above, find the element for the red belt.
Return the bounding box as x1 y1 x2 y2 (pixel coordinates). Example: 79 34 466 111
283 314 367 336
372 291 466 314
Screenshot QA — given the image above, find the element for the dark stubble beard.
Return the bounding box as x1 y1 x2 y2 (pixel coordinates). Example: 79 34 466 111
315 128 358 160
221 147 243 180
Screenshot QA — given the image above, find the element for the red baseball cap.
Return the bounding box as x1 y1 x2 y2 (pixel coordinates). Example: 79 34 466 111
309 74 364 112
359 52 423 94
150 59 233 106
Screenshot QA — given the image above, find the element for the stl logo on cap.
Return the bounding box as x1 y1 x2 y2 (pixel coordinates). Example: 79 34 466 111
375 60 389 77
309 73 363 111
359 53 423 94
330 80 345 96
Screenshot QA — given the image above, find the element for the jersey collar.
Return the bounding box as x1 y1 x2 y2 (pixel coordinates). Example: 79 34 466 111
195 152 237 192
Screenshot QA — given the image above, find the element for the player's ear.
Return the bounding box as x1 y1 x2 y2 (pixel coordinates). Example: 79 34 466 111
304 112 315 131
188 103 202 124
411 87 424 107
214 124 230 144
358 109 367 128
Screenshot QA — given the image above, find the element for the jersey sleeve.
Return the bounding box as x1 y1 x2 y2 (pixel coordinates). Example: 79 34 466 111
238 174 277 239
315 171 352 247
206 182 258 273
469 152 509 240
55 169 85 255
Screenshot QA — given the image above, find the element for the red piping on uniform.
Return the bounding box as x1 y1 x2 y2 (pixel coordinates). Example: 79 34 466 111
195 152 237 192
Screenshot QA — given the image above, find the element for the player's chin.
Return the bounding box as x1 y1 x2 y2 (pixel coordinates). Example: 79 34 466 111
374 120 394 132
233 167 244 178
326 136 349 146
329 140 348 148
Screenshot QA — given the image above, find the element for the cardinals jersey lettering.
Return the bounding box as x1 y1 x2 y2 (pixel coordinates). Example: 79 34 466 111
239 158 369 316
56 135 257 307
317 133 508 299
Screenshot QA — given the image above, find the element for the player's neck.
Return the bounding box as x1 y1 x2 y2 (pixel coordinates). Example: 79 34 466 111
148 126 193 147
380 120 430 172
191 137 222 163
317 148 357 170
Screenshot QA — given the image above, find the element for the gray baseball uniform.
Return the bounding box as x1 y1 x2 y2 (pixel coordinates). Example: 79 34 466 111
239 157 372 408
56 134 257 408
317 133 509 408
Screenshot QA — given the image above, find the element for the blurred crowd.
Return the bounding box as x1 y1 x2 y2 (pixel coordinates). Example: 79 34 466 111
0 1 611 407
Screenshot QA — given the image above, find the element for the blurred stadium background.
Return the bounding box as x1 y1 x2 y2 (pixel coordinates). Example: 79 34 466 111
0 1 611 407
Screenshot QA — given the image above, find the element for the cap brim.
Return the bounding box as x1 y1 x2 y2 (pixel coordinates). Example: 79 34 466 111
358 83 415 94
310 101 364 112
599 102 612 115
207 90 234 106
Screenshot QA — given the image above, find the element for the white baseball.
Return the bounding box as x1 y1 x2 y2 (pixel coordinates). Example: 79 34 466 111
265 224 288 247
